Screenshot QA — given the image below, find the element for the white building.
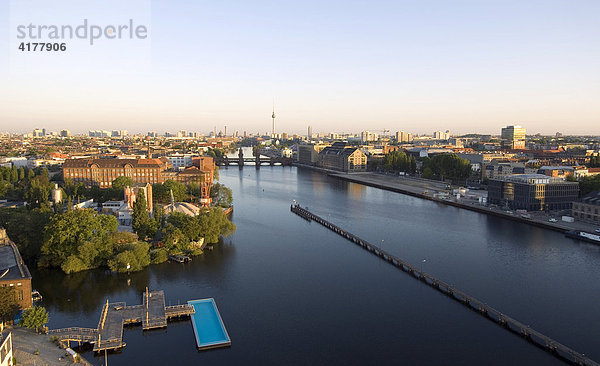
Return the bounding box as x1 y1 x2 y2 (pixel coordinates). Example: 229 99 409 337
361 131 378 143
167 153 196 169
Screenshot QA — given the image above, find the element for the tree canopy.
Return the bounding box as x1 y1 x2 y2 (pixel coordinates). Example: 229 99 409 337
0 287 20 323
40 209 118 272
422 153 472 181
19 306 49 332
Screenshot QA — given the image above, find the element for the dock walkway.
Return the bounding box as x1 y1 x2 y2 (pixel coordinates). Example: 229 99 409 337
291 204 599 366
49 289 194 352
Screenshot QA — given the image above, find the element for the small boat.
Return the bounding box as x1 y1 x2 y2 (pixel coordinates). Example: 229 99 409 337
169 255 192 263
32 290 42 302
565 230 600 245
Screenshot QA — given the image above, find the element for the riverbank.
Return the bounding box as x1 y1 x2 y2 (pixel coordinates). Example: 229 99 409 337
7 327 92 366
325 171 599 237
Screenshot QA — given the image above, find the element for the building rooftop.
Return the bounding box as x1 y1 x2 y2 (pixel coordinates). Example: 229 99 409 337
499 174 576 185
581 191 600 206
164 202 201 216
0 231 32 282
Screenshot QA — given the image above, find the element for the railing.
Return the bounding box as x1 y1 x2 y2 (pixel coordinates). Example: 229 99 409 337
291 204 599 366
48 327 98 342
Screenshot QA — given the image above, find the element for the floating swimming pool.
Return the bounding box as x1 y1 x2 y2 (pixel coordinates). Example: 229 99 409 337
188 298 231 350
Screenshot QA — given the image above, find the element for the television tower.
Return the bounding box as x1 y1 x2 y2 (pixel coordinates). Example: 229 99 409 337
271 99 276 137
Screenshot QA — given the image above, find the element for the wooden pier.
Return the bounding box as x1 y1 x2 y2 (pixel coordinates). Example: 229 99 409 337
49 289 195 352
291 204 599 366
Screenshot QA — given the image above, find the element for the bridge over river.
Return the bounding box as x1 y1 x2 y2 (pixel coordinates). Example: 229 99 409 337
215 148 293 168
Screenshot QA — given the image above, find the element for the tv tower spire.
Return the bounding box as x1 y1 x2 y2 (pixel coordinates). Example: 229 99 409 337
271 98 276 138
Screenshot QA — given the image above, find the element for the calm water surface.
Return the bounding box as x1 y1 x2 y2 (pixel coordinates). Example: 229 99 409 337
32 165 600 365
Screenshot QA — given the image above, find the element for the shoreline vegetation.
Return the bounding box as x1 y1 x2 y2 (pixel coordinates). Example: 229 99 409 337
0 165 236 275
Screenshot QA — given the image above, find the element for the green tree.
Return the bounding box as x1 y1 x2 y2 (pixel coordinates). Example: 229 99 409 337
0 287 20 323
579 175 600 196
40 209 118 271
10 166 18 184
196 208 236 244
423 153 472 181
19 306 49 332
18 166 25 181
132 190 156 240
112 176 133 190
108 241 151 272
210 183 233 207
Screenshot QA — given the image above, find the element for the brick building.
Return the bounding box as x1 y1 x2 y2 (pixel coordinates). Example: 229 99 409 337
63 157 213 189
0 229 32 310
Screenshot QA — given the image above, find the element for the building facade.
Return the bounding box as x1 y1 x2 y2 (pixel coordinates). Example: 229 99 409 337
63 157 212 189
0 229 32 310
488 174 579 211
318 142 367 172
572 191 600 225
298 143 330 165
501 125 526 149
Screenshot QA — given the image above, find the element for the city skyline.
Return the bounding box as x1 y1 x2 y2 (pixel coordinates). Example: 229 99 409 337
1 0 599 135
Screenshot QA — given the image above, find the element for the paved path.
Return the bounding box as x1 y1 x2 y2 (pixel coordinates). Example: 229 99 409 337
7 327 91 366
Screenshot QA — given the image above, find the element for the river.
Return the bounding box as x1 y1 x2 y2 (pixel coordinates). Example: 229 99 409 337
32 163 600 365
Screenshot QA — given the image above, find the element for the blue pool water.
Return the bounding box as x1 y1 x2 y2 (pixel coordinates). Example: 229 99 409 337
188 298 231 349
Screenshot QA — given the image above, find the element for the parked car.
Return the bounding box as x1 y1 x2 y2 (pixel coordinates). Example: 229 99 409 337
549 218 558 222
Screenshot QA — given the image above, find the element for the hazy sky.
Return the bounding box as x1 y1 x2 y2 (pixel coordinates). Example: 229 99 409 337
1 0 599 135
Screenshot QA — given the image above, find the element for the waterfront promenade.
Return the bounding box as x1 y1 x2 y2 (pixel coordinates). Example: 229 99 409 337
327 172 599 235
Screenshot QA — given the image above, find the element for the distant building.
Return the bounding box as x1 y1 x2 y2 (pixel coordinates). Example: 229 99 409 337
433 130 450 140
60 129 71 138
318 142 367 172
501 125 526 149
0 228 32 310
297 143 330 165
488 174 579 211
395 131 413 143
167 153 195 169
572 191 600 225
361 131 378 143
537 166 575 179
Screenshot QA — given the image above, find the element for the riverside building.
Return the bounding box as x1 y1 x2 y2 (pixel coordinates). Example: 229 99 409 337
487 174 579 211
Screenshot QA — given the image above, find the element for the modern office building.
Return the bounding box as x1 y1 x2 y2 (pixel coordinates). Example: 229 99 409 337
488 174 579 211
572 191 600 225
501 125 526 149
318 142 367 172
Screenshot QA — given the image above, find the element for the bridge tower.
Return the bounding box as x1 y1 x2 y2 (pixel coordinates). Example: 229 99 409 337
255 146 261 169
238 147 244 169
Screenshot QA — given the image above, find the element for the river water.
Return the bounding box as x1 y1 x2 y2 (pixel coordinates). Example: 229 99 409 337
32 164 600 365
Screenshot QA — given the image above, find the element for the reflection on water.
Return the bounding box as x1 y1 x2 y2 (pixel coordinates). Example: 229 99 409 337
29 166 600 365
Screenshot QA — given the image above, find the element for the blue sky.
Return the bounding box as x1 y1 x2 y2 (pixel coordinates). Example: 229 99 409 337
1 0 599 135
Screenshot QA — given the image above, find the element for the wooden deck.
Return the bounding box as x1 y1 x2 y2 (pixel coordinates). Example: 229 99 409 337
49 288 195 352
